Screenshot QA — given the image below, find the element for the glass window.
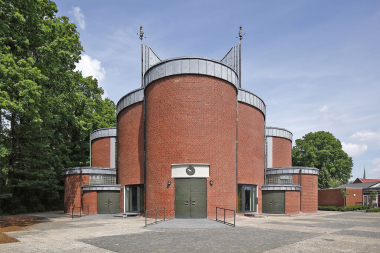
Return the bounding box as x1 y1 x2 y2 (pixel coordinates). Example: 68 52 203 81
266 174 292 185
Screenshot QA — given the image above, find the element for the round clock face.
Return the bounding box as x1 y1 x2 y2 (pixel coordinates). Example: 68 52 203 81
186 165 195 176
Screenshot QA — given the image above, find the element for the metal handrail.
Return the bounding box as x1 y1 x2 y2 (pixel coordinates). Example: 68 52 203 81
145 207 166 227
216 207 235 227
72 206 89 219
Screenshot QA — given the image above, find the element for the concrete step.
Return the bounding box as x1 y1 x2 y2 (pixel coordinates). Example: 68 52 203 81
114 212 138 218
244 212 268 218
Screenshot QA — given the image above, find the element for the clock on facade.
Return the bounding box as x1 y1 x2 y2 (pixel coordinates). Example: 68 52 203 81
186 165 195 175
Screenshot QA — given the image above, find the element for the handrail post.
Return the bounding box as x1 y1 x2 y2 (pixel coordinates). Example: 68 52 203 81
72 207 74 219
145 210 147 227
216 207 217 221
155 209 157 223
234 210 235 227
80 207 82 217
164 207 166 221
224 209 226 224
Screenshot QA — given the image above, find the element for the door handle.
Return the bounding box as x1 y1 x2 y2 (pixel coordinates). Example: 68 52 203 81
185 200 189 205
192 201 195 205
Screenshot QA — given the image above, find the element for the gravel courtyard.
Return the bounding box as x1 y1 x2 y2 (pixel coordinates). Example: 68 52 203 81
1 211 379 252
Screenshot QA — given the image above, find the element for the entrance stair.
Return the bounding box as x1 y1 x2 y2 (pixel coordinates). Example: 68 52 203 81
114 212 138 218
244 212 268 218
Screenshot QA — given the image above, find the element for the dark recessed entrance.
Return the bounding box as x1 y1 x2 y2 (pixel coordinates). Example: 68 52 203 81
125 185 144 213
97 191 120 214
262 190 285 214
238 185 257 212
175 178 207 218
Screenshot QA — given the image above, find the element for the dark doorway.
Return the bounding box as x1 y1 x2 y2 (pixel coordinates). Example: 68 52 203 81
125 185 144 213
238 185 257 212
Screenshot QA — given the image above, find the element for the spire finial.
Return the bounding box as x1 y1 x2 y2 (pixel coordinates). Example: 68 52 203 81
138 26 146 41
363 166 366 179
237 26 245 41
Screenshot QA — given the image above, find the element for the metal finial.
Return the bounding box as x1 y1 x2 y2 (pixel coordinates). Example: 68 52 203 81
237 26 245 41
138 26 146 41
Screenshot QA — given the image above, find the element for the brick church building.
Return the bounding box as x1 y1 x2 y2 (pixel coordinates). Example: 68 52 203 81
63 37 319 218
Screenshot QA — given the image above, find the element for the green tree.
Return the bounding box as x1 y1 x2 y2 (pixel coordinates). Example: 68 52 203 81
0 0 116 214
369 190 377 208
340 188 349 207
292 131 353 189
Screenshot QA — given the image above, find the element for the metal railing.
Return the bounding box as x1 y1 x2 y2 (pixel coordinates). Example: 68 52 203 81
216 207 235 227
72 206 89 219
145 207 165 227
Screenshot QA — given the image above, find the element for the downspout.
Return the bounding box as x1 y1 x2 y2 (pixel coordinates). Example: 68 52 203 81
80 167 83 209
236 93 239 211
299 169 302 212
264 122 267 185
143 97 147 214
89 133 91 166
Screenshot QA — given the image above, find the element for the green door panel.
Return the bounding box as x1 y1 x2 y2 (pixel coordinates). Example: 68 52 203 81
190 179 207 218
97 191 120 214
262 191 284 214
175 178 207 218
175 179 191 218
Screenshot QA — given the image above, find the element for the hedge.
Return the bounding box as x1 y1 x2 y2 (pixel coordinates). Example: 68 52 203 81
366 207 380 212
318 205 370 211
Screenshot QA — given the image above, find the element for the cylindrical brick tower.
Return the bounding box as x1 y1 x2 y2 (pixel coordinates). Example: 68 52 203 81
265 127 293 168
237 89 266 213
293 170 319 213
116 88 144 213
90 127 117 168
144 57 238 218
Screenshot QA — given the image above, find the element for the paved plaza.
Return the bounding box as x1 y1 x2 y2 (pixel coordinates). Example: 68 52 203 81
1 211 380 252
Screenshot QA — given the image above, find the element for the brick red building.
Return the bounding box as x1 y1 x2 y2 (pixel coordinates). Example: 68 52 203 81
63 42 319 217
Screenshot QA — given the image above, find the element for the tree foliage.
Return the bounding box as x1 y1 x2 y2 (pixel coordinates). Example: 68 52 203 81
0 0 116 214
292 131 353 189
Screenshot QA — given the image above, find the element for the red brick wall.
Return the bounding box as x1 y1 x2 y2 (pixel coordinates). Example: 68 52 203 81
319 188 363 207
272 137 292 167
238 102 265 212
91 138 111 167
318 189 344 206
145 74 237 219
285 191 300 214
300 174 318 212
83 191 97 215
346 188 363 206
64 174 89 214
117 102 144 212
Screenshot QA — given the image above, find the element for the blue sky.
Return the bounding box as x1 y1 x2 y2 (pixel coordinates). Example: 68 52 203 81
54 0 380 181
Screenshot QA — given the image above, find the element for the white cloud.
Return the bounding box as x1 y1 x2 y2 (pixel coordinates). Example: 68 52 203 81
75 54 108 98
369 158 380 176
319 105 329 112
76 54 106 82
350 129 380 143
70 7 86 30
341 142 368 158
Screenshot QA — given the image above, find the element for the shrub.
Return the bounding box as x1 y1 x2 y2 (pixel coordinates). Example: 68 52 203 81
318 205 369 211
366 207 380 212
318 206 339 211
338 205 369 211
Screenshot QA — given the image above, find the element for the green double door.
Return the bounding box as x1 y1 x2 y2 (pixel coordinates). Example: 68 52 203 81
97 191 120 214
262 191 285 214
175 178 207 218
